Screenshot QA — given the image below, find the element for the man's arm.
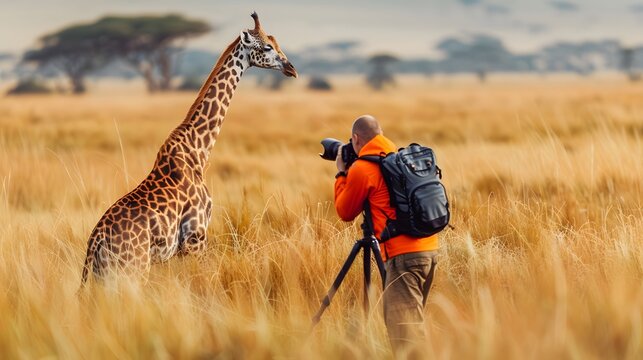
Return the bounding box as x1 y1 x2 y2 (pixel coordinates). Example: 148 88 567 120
334 162 370 221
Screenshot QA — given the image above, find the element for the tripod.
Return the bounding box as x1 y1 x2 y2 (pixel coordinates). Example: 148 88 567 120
311 208 387 327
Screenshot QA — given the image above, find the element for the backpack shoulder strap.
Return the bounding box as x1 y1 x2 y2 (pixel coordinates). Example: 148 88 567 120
358 155 381 163
358 151 391 164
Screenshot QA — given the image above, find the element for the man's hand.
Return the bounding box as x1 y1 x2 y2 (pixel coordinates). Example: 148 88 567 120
336 145 346 172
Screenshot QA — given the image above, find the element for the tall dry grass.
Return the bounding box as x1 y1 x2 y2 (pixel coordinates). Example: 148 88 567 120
0 76 641 359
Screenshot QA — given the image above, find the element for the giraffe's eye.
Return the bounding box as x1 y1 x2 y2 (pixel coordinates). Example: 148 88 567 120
263 44 273 52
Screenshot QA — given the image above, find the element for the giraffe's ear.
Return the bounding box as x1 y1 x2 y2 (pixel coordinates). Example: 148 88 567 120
240 31 252 46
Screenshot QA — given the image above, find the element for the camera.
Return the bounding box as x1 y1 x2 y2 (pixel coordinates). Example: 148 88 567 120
319 138 359 168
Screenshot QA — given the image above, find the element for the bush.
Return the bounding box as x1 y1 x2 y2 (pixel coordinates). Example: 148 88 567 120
6 78 52 95
308 76 332 91
177 76 205 91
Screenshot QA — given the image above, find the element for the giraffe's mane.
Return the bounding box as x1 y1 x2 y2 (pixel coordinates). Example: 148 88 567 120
183 36 241 122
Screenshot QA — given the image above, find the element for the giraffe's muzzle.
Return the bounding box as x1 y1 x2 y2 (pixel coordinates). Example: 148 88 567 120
281 61 298 78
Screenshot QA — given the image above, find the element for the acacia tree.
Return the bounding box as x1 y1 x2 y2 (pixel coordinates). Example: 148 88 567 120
23 14 211 94
97 15 211 92
23 22 115 93
436 34 510 83
366 54 399 90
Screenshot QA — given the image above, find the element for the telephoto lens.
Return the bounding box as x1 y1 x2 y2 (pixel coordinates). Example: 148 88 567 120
319 138 359 168
319 138 343 160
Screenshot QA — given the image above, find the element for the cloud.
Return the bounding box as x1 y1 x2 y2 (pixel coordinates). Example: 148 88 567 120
485 4 511 15
510 21 548 34
549 1 579 12
325 40 361 52
458 0 483 7
524 23 548 34
629 4 643 13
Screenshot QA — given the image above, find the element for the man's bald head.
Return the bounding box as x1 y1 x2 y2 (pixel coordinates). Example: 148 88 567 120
352 115 382 142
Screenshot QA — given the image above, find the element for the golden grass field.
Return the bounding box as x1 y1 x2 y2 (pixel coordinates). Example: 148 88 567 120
0 75 641 359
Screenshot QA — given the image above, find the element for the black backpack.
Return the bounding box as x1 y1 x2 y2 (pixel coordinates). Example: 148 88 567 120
361 143 450 241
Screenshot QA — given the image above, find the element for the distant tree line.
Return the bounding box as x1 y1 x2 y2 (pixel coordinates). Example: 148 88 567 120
22 14 211 94
8 19 643 95
289 35 643 84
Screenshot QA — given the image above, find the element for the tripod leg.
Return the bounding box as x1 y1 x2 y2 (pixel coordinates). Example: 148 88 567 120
370 238 387 288
363 240 371 314
311 241 363 327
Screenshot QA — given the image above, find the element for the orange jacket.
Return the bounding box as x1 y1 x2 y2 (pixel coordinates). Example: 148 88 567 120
334 134 439 261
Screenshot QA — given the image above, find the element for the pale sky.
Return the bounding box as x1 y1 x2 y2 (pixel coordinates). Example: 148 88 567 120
1 0 642 57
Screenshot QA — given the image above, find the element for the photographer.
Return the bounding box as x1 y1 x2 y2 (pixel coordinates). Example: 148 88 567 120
333 115 439 355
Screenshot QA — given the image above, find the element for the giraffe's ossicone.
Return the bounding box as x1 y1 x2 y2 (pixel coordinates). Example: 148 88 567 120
79 12 297 286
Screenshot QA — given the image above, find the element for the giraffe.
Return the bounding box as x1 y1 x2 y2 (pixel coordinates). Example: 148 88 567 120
79 12 297 286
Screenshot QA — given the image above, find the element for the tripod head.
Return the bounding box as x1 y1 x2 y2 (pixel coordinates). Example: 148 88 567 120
360 218 374 239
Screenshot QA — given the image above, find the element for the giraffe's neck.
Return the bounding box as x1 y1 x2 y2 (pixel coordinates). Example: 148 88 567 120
169 38 249 173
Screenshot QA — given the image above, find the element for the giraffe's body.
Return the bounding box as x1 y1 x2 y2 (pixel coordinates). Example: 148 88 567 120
80 13 296 285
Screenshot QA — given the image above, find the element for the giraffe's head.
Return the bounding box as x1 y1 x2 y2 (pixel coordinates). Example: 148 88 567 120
239 12 298 78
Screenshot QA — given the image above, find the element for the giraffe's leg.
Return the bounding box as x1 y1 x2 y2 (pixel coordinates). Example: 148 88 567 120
177 207 207 255
179 230 207 256
178 207 209 256
177 227 209 269
178 187 212 258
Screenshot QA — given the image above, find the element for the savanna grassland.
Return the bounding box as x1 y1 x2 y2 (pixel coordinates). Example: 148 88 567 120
0 76 641 359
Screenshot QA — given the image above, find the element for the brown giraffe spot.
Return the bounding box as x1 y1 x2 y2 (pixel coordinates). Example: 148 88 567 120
208 103 220 118
129 207 141 218
194 116 206 128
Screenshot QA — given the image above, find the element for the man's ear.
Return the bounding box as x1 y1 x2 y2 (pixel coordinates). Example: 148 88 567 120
240 31 252 46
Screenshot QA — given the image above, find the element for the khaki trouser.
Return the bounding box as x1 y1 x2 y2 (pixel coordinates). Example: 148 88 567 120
383 250 438 356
